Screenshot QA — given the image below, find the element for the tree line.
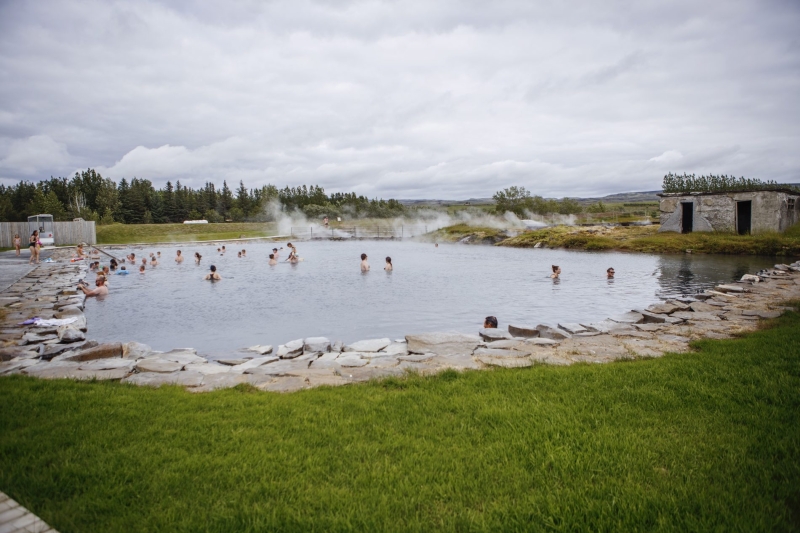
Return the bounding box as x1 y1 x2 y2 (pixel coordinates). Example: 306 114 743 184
661 173 797 194
492 186 583 217
0 169 405 223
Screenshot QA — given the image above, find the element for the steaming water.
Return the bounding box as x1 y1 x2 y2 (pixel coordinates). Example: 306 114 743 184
84 241 775 357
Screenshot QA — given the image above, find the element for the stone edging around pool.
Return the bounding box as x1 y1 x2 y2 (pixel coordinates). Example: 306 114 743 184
1 248 798 393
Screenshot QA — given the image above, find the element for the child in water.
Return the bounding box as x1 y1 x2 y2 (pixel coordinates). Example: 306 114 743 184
268 254 277 266
195 252 202 264
384 257 393 271
550 265 561 279
361 253 370 272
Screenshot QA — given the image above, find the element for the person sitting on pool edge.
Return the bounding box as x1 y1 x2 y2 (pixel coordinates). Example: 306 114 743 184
204 265 221 281
607 267 615 278
175 250 184 264
483 316 498 329
268 254 277 266
361 253 370 272
78 276 108 297
550 265 561 279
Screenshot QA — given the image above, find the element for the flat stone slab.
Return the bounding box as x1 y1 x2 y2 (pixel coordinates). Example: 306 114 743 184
123 371 204 387
478 328 514 341
476 356 533 368
406 332 481 356
303 337 330 353
671 311 721 321
379 342 408 355
277 339 304 358
742 309 782 318
507 324 539 338
646 302 684 314
192 373 253 391
246 344 274 355
247 360 311 376
343 338 391 352
217 358 252 366
158 350 207 365
335 355 369 367
609 312 645 324
79 358 135 371
184 363 231 375
558 323 587 334
63 342 123 362
715 284 747 293
135 358 184 373
122 341 152 360
536 325 571 340
398 353 436 363
473 347 529 358
229 355 279 374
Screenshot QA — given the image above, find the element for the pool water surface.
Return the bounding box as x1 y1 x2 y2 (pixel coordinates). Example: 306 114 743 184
83 241 775 356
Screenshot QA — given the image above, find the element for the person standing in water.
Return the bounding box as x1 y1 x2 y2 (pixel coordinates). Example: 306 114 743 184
607 267 615 279
361 253 370 272
175 250 184 263
204 265 221 280
550 265 561 279
384 257 393 271
195 252 202 264
268 254 277 266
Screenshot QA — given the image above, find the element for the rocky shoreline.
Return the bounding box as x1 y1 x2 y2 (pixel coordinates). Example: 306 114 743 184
1 247 799 393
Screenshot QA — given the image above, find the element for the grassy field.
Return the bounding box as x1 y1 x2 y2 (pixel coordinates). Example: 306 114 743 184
430 223 800 256
96 223 280 244
1 309 799 531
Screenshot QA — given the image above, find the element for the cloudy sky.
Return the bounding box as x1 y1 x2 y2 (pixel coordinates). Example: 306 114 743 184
0 0 798 199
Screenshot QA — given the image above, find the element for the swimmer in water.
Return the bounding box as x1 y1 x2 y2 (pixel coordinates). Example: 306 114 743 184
241 249 246 257
221 246 226 254
384 256 393 271
272 247 281 260
361 253 370 272
78 276 108 297
109 258 118 270
175 250 184 263
607 267 615 279
550 265 561 279
483 316 498 329
204 265 221 281
237 251 242 258
195 252 202 264
127 253 136 263
150 256 158 266
268 254 277 266
142 258 148 267
139 265 146 274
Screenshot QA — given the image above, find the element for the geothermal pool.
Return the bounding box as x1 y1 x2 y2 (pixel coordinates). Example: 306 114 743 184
84 241 775 357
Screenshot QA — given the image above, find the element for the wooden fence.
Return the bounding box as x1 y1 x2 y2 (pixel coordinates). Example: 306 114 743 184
0 221 96 248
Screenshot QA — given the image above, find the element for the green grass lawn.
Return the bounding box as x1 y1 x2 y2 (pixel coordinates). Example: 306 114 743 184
2 311 800 531
96 222 281 244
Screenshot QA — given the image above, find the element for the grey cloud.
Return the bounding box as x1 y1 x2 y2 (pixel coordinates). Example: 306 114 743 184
0 0 798 198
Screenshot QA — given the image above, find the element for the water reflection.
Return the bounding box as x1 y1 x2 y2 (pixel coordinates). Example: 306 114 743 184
655 254 773 299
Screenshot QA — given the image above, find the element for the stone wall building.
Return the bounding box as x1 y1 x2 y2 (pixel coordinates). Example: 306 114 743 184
658 189 800 234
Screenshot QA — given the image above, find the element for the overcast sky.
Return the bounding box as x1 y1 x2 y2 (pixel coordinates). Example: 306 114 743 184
0 0 798 199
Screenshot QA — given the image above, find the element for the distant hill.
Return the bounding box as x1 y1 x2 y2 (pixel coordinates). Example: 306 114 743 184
398 184 800 207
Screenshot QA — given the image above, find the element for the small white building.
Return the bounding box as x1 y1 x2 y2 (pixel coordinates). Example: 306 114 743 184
658 189 799 234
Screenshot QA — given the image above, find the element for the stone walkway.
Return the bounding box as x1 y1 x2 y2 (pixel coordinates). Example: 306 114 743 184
0 248 799 392
0 492 58 533
0 250 46 293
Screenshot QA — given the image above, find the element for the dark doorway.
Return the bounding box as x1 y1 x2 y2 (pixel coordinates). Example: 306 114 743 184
737 201 752 235
681 202 693 233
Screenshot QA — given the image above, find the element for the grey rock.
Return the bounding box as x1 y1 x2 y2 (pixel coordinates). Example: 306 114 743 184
260 376 309 393
159 350 207 365
19 332 58 345
62 342 123 362
715 284 746 293
184 363 231 375
277 339 304 359
123 371 204 388
331 340 344 353
57 325 85 343
356 351 390 359
247 360 310 376
486 339 525 350
523 337 560 346
379 342 408 356
122 342 152 360
344 338 391 352
535 325 572 340
217 358 252 366
671 311 721 321
473 347 529 358
54 305 83 318
689 301 718 313
609 312 645 324
79 358 135 371
246 344 273 355
336 354 369 367
229 355 279 374
557 323 587 334
135 358 184 373
406 332 481 356
193 373 253 391
398 353 437 363
774 264 790 271
646 302 684 314
41 341 88 360
634 310 668 324
476 356 533 368
303 337 331 353
0 359 39 376
0 347 37 362
507 324 539 338
742 309 782 319
478 328 514 341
